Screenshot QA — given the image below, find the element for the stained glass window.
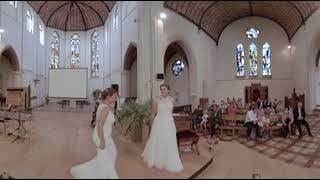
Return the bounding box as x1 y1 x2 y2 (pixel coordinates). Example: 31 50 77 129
249 43 258 76
91 31 99 77
246 28 260 39
172 60 185 76
8 1 17 7
262 42 271 76
39 24 44 45
50 31 60 69
236 44 245 76
27 9 34 34
70 33 80 68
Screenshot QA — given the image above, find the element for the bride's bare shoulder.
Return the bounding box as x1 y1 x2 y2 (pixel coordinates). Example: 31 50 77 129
168 96 175 102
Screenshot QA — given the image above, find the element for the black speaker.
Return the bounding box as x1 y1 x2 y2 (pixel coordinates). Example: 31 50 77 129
156 73 164 80
111 84 119 92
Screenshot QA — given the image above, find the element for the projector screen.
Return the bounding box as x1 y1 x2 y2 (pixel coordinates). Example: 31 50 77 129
49 68 88 99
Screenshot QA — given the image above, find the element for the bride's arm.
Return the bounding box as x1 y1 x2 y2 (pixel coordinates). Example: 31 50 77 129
97 107 109 149
149 97 158 126
170 96 175 113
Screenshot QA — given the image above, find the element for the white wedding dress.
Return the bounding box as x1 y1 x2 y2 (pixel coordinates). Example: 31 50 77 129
70 104 119 179
142 97 183 172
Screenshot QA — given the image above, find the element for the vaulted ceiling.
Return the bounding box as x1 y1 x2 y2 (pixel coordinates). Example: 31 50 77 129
27 1 117 31
164 1 320 44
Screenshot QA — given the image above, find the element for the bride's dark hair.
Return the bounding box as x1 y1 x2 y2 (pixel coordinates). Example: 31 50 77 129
160 84 170 90
100 87 117 100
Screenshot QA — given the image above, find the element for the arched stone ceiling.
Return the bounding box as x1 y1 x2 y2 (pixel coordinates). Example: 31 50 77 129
27 1 117 31
164 1 320 44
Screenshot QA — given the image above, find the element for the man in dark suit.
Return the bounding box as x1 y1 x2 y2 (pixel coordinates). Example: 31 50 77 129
293 102 312 138
208 103 222 149
191 105 203 130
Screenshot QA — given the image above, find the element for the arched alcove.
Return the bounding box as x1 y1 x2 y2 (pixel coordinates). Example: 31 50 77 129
123 43 137 98
164 41 191 106
0 44 20 97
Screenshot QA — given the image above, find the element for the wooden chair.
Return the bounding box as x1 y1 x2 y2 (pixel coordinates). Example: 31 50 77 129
220 115 236 138
175 114 200 155
234 114 246 136
269 114 282 137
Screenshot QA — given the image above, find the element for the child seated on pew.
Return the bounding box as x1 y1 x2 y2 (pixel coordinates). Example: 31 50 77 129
200 109 209 133
257 109 271 137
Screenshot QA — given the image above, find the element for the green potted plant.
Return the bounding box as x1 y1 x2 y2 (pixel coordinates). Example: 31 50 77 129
119 100 151 142
45 95 50 105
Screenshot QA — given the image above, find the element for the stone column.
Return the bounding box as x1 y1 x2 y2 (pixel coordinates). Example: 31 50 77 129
151 2 165 98
137 1 152 103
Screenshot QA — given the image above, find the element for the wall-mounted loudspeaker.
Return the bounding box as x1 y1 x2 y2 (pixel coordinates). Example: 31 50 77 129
156 73 164 80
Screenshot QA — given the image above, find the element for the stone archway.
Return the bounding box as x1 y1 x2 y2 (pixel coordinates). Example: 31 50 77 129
0 44 20 71
0 44 20 97
164 41 191 106
122 43 137 99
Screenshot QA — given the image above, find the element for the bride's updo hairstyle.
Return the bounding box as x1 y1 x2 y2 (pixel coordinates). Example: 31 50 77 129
160 84 170 90
100 87 117 100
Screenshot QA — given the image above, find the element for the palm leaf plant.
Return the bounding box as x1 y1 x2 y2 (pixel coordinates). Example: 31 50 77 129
119 100 151 142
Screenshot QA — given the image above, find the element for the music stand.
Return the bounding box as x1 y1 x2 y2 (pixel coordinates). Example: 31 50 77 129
10 108 31 143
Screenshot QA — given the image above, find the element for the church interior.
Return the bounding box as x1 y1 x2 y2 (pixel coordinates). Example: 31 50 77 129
1 1 320 179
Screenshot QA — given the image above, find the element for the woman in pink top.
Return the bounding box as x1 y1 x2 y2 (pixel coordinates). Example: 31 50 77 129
228 100 238 116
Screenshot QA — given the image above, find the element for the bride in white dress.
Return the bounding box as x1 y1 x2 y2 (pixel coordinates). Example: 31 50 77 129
142 84 183 172
70 88 119 179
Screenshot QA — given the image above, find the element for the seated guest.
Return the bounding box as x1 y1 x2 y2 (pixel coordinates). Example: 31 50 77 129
227 100 237 116
192 105 203 131
289 106 295 134
200 109 209 133
256 98 263 109
245 105 261 141
220 100 227 114
226 97 231 105
237 98 243 108
276 100 284 113
262 99 268 109
203 101 209 111
293 102 313 138
232 97 236 103
208 100 216 111
209 103 222 148
266 99 273 109
257 108 271 137
273 99 278 109
282 108 294 138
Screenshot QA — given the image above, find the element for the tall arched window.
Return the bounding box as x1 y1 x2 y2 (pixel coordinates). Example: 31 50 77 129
50 31 60 69
91 31 99 77
113 6 119 30
27 9 34 34
236 44 245 77
8 1 17 8
262 42 271 76
70 33 80 68
39 24 44 45
249 43 258 76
